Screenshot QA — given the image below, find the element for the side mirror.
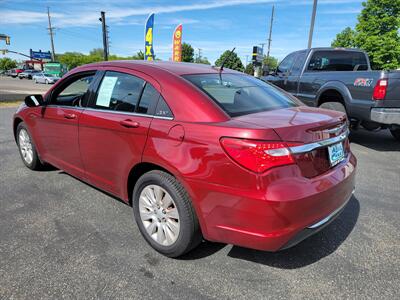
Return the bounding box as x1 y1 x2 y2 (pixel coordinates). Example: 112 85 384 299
24 95 44 107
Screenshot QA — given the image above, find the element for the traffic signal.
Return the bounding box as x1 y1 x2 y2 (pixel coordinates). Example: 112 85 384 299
5 36 10 45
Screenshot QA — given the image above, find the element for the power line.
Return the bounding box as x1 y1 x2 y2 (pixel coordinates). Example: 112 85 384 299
47 7 56 61
266 5 275 62
308 0 318 49
99 11 109 61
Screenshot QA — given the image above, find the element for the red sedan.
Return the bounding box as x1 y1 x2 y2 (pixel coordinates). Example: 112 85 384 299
13 61 356 257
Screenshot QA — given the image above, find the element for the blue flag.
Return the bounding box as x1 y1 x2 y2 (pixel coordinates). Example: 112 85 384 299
144 13 155 61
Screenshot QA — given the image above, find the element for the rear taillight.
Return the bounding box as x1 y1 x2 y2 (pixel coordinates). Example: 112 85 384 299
372 79 388 100
220 138 294 173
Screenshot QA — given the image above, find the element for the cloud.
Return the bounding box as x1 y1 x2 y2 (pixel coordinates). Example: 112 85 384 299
319 8 362 14
0 9 64 25
0 0 364 27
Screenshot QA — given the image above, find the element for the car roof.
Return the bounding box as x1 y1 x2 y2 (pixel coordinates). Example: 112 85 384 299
81 60 241 76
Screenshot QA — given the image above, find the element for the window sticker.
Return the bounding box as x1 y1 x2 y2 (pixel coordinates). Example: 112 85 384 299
96 76 118 107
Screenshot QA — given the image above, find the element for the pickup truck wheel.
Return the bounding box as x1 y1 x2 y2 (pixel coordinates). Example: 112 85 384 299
132 170 202 257
319 102 346 114
390 128 400 141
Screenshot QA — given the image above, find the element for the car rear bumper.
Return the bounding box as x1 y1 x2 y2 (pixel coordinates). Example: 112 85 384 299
371 108 400 125
186 152 357 251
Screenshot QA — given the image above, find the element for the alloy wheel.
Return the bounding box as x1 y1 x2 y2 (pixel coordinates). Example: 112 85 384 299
138 184 180 246
18 129 33 164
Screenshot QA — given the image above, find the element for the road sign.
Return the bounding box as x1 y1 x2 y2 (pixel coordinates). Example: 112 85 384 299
30 49 52 60
252 46 263 66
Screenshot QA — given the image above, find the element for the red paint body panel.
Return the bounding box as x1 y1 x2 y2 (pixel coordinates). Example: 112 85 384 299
14 61 357 252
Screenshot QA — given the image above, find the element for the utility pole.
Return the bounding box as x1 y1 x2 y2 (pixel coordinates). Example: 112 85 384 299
266 5 275 62
197 48 202 61
47 7 56 61
308 0 318 49
245 55 249 66
99 11 109 61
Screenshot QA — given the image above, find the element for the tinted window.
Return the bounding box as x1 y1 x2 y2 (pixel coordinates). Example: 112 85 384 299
53 73 94 106
93 71 144 112
291 50 307 75
183 74 298 117
155 96 173 118
277 53 296 73
307 51 368 71
137 83 159 114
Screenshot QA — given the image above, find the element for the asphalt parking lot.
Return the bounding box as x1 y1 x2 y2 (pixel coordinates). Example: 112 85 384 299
0 76 51 101
0 106 399 299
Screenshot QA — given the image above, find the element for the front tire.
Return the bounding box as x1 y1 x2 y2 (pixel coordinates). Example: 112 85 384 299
132 170 202 257
16 122 44 170
390 128 400 141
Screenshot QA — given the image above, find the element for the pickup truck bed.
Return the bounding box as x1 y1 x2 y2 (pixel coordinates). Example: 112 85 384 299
263 48 400 141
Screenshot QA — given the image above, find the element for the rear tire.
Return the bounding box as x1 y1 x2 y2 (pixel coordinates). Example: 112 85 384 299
319 102 347 114
390 128 400 141
16 122 45 170
132 170 202 257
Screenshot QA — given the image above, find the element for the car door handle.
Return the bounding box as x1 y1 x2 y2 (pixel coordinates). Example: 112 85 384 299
64 113 77 119
120 119 140 128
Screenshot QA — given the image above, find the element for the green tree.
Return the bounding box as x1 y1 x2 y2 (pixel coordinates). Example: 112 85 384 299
58 52 87 69
215 50 244 72
194 56 211 65
331 27 357 48
263 56 278 70
182 43 194 62
0 57 17 70
331 0 400 70
134 50 144 60
244 63 254 75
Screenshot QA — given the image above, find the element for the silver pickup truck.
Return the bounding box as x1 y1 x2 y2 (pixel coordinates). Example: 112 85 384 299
263 48 400 141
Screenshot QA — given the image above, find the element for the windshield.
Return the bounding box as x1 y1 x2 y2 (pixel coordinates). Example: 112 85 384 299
44 73 54 77
183 73 299 117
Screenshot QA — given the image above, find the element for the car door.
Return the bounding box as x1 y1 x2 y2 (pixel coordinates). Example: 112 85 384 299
34 71 97 179
285 50 308 96
79 68 161 198
273 52 296 89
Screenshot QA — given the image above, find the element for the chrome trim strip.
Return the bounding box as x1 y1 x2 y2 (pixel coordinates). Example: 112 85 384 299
46 105 85 110
289 129 349 154
45 105 174 120
323 123 346 134
84 107 153 118
307 189 354 229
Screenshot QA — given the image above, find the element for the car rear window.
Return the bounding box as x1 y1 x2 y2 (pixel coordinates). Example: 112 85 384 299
183 73 298 117
307 50 368 71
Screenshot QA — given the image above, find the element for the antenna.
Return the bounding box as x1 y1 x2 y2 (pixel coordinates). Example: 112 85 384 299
219 47 236 83
220 47 236 72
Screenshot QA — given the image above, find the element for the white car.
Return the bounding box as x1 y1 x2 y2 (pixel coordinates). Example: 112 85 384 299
33 73 60 84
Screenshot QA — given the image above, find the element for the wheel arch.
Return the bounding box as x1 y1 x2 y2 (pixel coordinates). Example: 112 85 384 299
126 162 174 206
13 117 24 142
316 81 352 109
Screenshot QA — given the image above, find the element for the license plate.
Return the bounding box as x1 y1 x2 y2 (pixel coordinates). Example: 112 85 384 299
328 142 345 166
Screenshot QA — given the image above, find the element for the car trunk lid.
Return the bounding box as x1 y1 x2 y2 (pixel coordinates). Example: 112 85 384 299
235 106 350 178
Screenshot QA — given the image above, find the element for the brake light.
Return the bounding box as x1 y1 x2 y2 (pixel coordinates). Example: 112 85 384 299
220 138 294 173
372 79 388 100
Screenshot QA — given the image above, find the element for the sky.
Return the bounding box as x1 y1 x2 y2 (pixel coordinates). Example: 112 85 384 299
0 0 365 64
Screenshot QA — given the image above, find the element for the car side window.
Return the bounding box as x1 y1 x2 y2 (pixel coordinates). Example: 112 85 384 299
93 71 145 112
277 53 296 74
52 73 95 107
137 83 160 114
291 50 307 75
155 96 173 118
307 51 368 71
